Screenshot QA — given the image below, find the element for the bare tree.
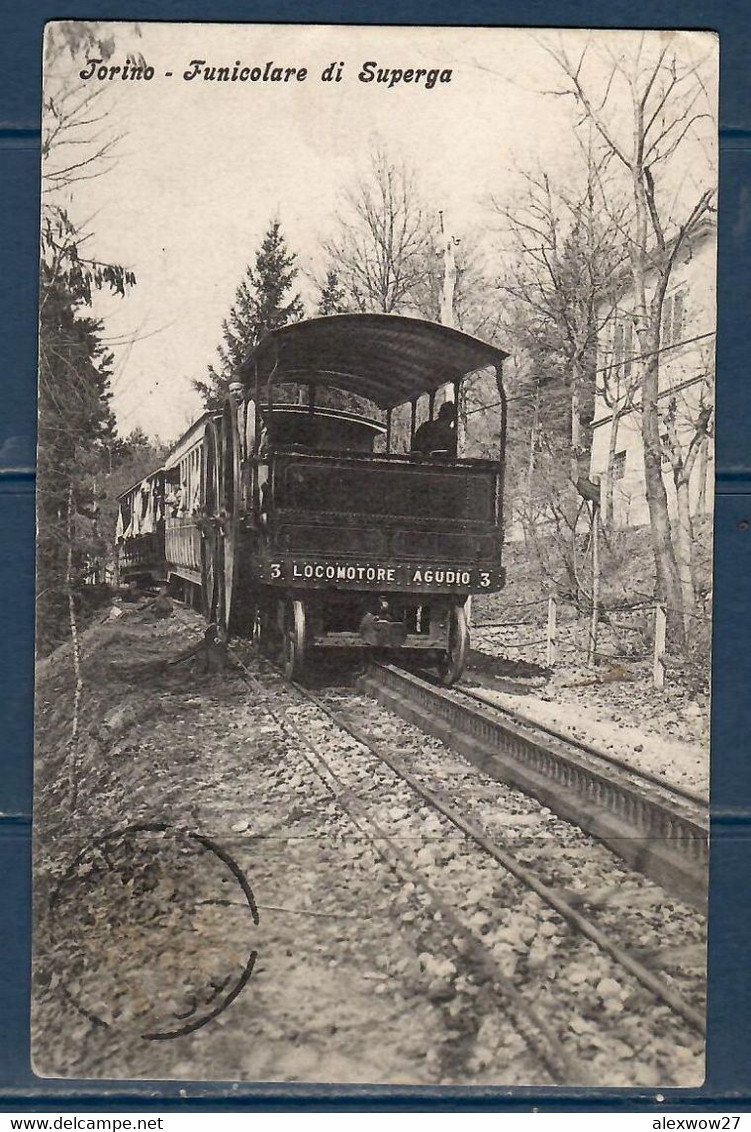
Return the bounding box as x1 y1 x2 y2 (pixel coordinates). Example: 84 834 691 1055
597 306 642 526
543 32 717 641
323 148 438 314
661 348 714 625
41 23 141 306
493 152 627 491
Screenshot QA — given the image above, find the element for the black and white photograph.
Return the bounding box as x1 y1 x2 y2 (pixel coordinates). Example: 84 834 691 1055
33 22 717 1087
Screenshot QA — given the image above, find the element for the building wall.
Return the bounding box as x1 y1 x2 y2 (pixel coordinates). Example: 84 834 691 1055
589 227 716 528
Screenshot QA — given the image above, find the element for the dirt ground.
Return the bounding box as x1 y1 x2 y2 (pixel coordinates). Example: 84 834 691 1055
469 523 711 797
469 621 709 796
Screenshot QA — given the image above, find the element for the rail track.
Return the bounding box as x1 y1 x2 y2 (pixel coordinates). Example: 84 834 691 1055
222 637 704 1085
359 662 708 911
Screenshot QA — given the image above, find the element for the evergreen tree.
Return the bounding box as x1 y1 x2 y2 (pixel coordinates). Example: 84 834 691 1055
195 220 304 410
38 21 139 654
317 270 348 316
37 276 122 651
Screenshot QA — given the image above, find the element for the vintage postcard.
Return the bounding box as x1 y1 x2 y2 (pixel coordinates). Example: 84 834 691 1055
33 23 716 1086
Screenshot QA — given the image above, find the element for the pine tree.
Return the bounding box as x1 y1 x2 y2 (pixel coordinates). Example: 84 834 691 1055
317 270 348 316
37 277 121 651
196 220 304 410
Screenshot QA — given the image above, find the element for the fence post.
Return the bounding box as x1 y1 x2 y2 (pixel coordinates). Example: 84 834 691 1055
653 604 667 689
546 595 557 667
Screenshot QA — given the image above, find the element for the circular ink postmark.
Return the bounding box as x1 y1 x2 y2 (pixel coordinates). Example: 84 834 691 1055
47 823 259 1040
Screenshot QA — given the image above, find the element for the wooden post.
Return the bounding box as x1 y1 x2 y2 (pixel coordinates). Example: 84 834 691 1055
587 503 600 667
439 213 457 330
653 604 667 689
436 211 458 412
546 595 557 667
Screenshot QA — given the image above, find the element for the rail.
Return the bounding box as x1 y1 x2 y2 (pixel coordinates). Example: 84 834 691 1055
358 661 708 911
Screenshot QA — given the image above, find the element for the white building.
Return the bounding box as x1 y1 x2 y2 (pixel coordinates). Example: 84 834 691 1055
589 222 716 528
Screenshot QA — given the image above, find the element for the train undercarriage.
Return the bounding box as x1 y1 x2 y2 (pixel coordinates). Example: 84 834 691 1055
167 563 470 684
245 588 470 684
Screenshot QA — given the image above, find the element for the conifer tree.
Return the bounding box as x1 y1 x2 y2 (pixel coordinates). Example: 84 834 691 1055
39 22 138 654
317 270 348 316
196 221 304 410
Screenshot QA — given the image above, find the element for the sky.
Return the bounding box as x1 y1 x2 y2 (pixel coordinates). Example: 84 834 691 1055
43 24 718 444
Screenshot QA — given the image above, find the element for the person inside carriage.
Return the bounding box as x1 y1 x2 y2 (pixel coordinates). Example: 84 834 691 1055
412 400 457 456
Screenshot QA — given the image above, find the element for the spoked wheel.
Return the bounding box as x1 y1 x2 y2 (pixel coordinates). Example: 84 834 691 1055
439 599 470 686
282 598 307 681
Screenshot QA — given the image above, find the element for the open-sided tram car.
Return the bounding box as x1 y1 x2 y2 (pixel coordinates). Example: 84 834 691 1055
205 313 507 683
117 314 508 684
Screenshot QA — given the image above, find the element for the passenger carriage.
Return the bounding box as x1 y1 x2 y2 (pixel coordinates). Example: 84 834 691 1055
115 468 167 585
162 412 216 608
201 314 509 683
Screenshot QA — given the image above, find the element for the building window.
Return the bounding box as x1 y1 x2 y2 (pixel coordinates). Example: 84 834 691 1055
623 320 634 378
662 289 687 347
612 450 627 481
673 290 685 343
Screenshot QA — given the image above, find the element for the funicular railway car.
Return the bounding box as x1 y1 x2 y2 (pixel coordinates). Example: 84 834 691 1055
162 413 215 608
199 313 509 683
115 468 167 585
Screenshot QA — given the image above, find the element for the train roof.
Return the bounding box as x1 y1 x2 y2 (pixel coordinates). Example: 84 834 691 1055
164 411 217 468
239 314 508 411
116 412 217 502
116 465 164 504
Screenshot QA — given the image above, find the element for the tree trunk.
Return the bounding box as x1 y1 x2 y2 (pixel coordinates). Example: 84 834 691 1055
66 482 84 810
640 344 684 640
630 165 684 643
570 359 582 486
587 504 600 666
673 471 696 639
603 407 624 528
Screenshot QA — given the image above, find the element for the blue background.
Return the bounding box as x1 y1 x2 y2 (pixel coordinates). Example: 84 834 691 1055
1 0 749 1111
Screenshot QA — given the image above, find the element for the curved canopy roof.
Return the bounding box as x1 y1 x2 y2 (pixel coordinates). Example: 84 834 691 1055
238 314 508 411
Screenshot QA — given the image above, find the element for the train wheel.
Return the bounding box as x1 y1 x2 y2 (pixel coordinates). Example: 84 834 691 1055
439 600 470 686
282 598 307 681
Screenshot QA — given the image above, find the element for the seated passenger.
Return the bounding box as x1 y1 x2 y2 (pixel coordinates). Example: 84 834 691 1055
165 483 182 516
412 401 457 455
